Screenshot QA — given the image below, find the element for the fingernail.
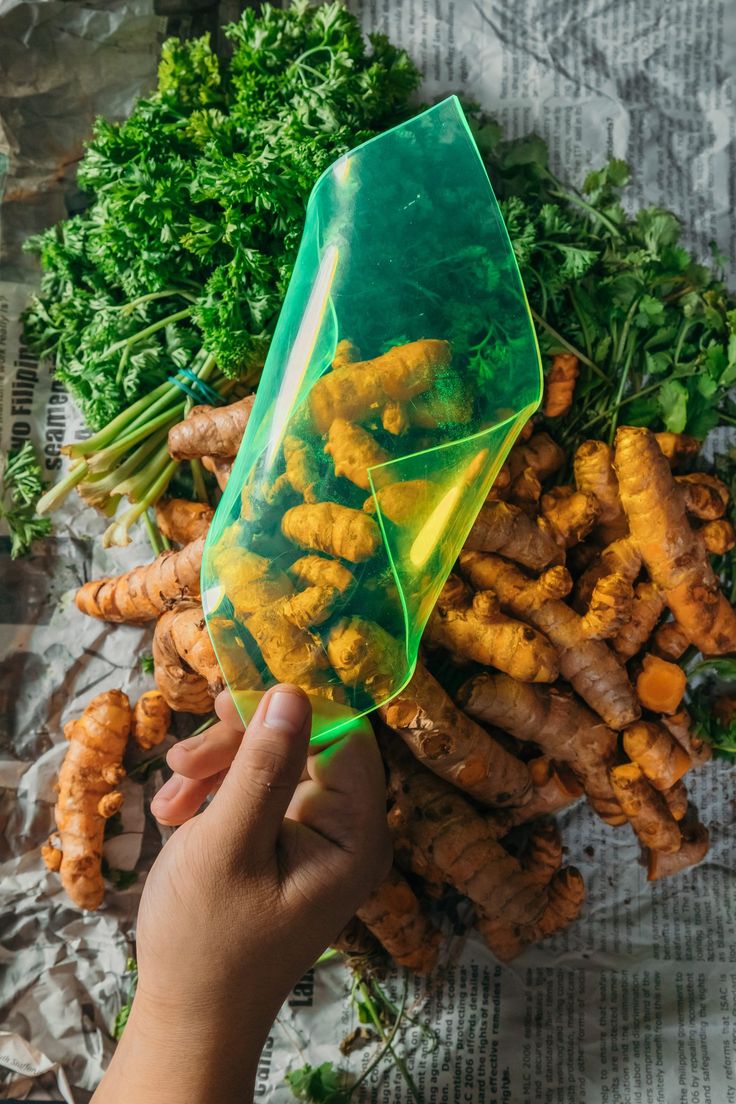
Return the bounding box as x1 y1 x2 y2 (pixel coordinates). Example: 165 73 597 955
153 774 184 805
178 731 205 752
263 690 309 736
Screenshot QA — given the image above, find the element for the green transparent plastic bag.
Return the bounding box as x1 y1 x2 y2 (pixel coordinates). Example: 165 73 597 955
201 96 542 740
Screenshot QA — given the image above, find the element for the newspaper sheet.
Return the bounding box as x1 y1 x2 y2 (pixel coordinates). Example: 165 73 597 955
1 0 735 1100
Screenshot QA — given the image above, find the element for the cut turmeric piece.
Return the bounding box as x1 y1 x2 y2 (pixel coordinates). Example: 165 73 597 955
327 617 402 704
540 486 598 548
653 432 700 470
636 653 687 715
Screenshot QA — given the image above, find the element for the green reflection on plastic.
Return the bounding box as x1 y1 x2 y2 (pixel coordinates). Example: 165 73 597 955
201 97 542 740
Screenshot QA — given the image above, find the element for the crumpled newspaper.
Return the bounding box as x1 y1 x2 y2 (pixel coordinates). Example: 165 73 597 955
1 0 736 1100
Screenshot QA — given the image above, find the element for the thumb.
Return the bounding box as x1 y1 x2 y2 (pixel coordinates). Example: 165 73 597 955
207 685 311 865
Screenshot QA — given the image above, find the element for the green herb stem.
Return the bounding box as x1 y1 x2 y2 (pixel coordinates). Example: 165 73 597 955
36 459 88 515
355 979 421 1103
530 308 607 381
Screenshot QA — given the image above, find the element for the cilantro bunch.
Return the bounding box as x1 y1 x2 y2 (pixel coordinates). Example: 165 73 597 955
470 119 736 451
25 2 419 545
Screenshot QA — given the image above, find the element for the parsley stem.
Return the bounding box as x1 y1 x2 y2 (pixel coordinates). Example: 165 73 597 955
607 336 637 445
36 459 88 515
109 306 191 358
568 287 593 359
142 510 164 555
87 405 185 472
102 459 177 548
548 186 623 239
65 380 174 457
673 319 693 368
113 308 192 385
112 441 172 501
112 288 197 313
530 308 606 381
79 428 169 503
190 459 210 505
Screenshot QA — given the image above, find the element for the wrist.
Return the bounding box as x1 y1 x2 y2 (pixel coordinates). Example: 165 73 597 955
95 986 272 1104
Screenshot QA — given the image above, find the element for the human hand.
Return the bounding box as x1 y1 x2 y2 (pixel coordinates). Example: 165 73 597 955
94 685 391 1104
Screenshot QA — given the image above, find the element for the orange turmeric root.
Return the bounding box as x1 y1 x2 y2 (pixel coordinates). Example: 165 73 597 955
458 552 639 729
201 454 232 490
622 720 692 791
701 519 736 556
266 435 320 505
459 672 625 825
523 821 563 885
614 426 736 654
662 780 689 821
132 690 171 750
660 710 711 766
325 419 389 490
379 661 531 807
476 866 585 962
464 499 563 571
676 472 729 520
573 440 628 544
153 603 225 713
383 737 547 928
42 690 131 910
282 502 381 562
651 620 690 661
647 813 709 880
635 653 687 714
76 537 204 622
327 617 403 705
540 486 599 548
167 395 254 460
308 339 451 435
612 582 665 660
543 353 579 417
654 432 700 470
609 763 681 853
155 498 214 544
356 866 442 975
425 574 560 683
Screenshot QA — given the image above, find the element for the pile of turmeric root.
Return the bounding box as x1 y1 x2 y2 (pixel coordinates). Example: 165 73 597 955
45 348 736 970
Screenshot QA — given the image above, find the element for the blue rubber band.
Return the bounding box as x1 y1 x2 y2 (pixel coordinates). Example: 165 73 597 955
170 366 223 406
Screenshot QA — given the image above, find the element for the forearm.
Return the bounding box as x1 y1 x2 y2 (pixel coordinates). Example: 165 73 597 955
92 990 270 1104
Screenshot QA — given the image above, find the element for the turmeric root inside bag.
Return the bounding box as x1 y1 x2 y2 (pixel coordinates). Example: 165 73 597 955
201 96 542 740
